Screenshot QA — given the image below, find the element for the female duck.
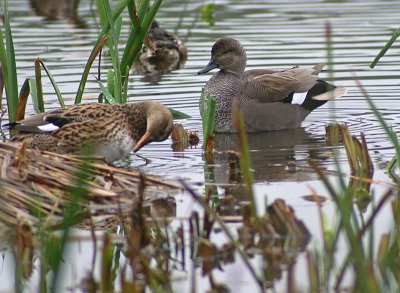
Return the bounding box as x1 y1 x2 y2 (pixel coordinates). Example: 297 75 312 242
6 101 173 163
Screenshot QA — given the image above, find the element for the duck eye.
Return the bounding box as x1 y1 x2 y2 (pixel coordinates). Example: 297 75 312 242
159 129 164 136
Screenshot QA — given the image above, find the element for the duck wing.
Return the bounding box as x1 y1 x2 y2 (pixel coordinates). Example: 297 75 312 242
45 103 113 125
50 118 111 152
242 64 324 103
6 103 112 133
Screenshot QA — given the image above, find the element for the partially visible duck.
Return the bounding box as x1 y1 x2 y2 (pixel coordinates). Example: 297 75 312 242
198 37 346 132
135 20 187 77
5 101 173 163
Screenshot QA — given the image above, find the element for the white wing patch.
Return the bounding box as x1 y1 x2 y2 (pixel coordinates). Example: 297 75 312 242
37 123 60 132
291 91 308 105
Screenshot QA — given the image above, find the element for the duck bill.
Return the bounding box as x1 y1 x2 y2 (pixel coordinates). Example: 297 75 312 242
134 132 152 152
198 59 219 74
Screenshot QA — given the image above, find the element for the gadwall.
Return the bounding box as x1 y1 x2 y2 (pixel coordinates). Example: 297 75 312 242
5 101 173 163
135 20 187 75
198 37 346 132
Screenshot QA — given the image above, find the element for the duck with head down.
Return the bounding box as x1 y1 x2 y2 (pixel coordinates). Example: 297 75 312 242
5 101 173 163
198 37 347 133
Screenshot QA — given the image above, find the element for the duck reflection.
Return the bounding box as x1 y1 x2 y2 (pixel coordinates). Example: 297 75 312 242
211 127 325 184
29 0 85 26
203 128 329 215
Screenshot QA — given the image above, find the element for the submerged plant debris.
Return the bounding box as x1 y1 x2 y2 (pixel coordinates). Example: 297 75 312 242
0 142 181 229
0 140 311 291
171 122 199 151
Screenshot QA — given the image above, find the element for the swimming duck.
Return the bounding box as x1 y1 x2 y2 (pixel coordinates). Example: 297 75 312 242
198 37 346 132
135 20 187 76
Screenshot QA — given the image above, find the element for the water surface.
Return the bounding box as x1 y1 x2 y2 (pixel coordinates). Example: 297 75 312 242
1 0 400 291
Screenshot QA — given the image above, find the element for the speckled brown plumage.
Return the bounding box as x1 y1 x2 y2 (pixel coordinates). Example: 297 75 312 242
135 20 187 76
8 101 173 162
198 38 346 132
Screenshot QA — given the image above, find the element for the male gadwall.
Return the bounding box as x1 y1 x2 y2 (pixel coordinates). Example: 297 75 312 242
198 37 346 132
5 101 173 163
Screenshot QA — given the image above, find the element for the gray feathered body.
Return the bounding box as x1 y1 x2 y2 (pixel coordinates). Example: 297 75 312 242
201 70 311 133
198 38 346 133
201 71 245 132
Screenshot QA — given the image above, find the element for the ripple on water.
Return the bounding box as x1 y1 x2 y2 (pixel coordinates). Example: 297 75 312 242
1 0 400 291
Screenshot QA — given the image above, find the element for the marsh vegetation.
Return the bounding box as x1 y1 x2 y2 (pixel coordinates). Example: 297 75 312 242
0 0 400 292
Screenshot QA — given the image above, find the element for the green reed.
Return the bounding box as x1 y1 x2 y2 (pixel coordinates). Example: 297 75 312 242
50 161 93 292
0 0 18 122
370 27 400 69
15 57 66 120
200 88 216 151
0 0 67 122
36 59 65 109
232 101 257 219
1 0 188 122
75 0 163 105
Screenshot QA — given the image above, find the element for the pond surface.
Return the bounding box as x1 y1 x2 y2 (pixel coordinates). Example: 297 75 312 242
1 0 400 291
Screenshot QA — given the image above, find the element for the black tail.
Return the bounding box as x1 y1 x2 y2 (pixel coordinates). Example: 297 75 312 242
301 80 335 111
283 80 337 111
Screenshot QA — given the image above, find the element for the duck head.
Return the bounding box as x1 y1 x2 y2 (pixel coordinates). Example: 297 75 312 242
133 101 173 152
198 37 247 76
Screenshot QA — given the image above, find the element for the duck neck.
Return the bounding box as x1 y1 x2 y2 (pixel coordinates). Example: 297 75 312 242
221 59 246 77
220 68 243 78
124 103 147 140
225 69 243 78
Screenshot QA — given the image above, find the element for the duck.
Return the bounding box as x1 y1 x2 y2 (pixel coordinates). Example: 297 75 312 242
135 20 187 76
4 101 173 163
198 37 347 132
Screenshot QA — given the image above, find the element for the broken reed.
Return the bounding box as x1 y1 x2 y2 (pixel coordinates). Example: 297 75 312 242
305 22 399 292
353 76 400 180
311 122 395 292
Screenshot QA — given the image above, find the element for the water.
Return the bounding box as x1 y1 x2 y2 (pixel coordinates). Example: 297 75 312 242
1 0 400 291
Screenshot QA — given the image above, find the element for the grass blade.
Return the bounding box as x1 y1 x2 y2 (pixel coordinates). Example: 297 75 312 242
370 27 400 68
169 108 191 119
352 74 400 167
122 65 129 103
232 99 256 218
2 0 19 122
75 0 129 104
34 58 44 113
16 78 30 121
38 59 65 108
96 78 116 104
28 78 40 114
137 0 150 20
98 0 122 103
201 90 216 151
127 0 139 31
107 69 115 103
120 0 163 83
75 34 108 104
